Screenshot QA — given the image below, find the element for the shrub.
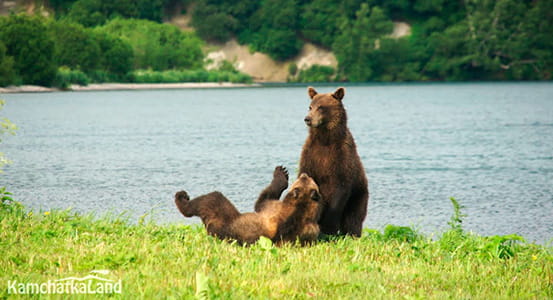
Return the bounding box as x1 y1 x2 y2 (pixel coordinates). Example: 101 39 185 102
288 63 298 77
99 19 204 71
66 0 106 27
0 14 57 86
92 30 134 79
48 20 101 73
383 225 421 243
293 65 335 82
66 0 168 27
239 0 303 61
54 67 90 89
192 3 238 42
0 42 17 87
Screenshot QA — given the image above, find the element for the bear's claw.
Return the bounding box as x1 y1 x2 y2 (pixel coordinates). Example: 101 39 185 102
272 165 289 192
274 165 289 181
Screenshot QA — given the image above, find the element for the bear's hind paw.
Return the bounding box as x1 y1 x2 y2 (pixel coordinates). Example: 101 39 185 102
175 190 194 217
274 165 289 181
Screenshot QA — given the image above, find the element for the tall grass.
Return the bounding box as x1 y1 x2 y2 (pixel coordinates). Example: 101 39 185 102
1 195 551 299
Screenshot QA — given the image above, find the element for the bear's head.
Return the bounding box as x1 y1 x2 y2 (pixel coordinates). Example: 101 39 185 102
279 173 322 244
304 87 346 129
285 173 321 207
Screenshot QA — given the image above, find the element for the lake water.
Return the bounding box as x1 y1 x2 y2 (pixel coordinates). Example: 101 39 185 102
2 83 552 244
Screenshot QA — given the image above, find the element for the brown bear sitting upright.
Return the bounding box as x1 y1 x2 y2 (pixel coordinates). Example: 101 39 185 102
299 87 369 237
175 166 322 245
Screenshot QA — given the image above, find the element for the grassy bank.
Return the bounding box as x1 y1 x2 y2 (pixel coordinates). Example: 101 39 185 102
1 196 551 299
53 68 253 89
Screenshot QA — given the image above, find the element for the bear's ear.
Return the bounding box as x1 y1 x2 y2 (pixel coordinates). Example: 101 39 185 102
332 87 345 101
308 87 318 99
292 188 300 198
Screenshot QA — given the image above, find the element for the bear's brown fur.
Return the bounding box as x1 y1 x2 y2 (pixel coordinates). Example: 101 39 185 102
299 87 369 237
175 166 322 245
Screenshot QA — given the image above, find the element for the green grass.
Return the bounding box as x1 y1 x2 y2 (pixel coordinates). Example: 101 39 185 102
1 196 551 299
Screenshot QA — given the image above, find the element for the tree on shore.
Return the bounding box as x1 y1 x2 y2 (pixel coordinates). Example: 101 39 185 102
0 14 57 86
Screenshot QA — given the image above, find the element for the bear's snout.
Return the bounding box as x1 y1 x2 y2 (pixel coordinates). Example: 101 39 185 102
304 116 312 126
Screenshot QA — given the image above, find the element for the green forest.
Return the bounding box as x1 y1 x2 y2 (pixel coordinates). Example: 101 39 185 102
1 0 552 87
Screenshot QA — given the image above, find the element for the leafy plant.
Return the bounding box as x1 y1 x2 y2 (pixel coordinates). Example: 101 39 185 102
0 186 25 221
480 234 525 259
383 225 421 243
439 197 472 255
0 187 13 207
447 197 466 232
439 197 529 260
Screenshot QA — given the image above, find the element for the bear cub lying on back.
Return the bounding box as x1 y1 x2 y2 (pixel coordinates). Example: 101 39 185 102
175 166 322 245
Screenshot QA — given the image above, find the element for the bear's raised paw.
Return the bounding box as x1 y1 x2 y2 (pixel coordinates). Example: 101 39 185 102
274 165 289 180
273 166 289 189
174 190 191 217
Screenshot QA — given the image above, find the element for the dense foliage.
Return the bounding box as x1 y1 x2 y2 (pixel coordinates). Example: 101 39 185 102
0 14 57 86
51 0 188 25
0 12 250 87
99 18 203 71
0 42 17 86
1 0 551 86
191 0 553 81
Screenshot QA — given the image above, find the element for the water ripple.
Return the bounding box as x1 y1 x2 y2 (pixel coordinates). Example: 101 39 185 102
2 83 553 244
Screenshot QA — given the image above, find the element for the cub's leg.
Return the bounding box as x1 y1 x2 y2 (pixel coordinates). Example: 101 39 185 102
254 166 289 212
175 190 241 239
175 191 193 217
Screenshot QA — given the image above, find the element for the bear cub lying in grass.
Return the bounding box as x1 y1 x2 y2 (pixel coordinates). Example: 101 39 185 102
175 166 322 245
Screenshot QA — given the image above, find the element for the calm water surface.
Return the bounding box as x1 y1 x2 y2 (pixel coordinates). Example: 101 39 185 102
2 83 552 244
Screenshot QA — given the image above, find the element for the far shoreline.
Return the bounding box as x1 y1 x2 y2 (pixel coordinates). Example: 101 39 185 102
2 81 550 94
0 82 261 93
